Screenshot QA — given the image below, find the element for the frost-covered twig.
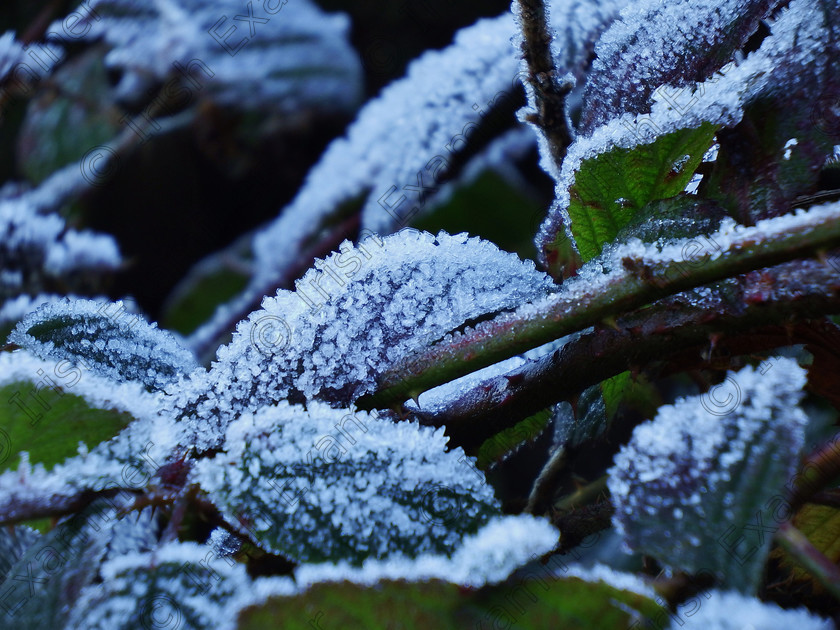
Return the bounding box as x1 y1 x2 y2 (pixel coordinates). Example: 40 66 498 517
362 201 840 409
406 258 840 449
514 0 574 171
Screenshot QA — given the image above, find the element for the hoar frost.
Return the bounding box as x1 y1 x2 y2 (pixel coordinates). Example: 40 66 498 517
172 230 555 452
608 357 808 590
192 401 503 564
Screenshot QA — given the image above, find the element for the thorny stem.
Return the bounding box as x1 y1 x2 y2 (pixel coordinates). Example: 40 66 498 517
360 204 840 410
407 261 840 450
515 0 575 168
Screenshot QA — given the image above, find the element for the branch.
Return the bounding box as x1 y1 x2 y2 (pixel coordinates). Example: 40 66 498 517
515 0 574 168
359 202 840 410
404 258 840 449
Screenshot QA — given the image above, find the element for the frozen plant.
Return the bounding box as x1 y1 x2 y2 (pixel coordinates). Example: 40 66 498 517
1 0 839 628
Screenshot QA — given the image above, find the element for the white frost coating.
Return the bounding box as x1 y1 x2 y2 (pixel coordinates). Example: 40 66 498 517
607 358 808 583
0 350 180 519
192 401 502 564
407 336 570 414
69 541 251 630
9 298 198 391
245 515 558 595
669 590 832 630
173 230 554 451
0 169 121 298
537 0 832 263
190 0 627 352
0 294 77 325
565 564 657 599
579 0 774 132
0 31 63 85
61 0 362 111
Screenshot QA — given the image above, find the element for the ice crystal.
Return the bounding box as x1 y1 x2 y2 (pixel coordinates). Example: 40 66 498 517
608 358 808 591
9 298 198 392
192 401 503 564
174 230 554 451
67 541 250 630
668 590 832 629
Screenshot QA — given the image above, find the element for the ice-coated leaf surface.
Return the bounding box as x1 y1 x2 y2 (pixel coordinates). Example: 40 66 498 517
0 497 158 629
9 298 197 392
562 123 718 262
67 541 251 630
189 0 629 352
537 0 839 265
668 590 832 629
173 230 555 451
579 0 777 133
608 358 809 593
192 401 503 565
65 0 362 112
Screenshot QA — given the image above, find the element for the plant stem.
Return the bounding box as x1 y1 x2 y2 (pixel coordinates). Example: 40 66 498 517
775 521 840 601
515 0 575 168
360 203 840 410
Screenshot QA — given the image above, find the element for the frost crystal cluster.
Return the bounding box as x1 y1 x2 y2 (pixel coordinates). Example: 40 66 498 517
608 358 809 590
173 230 554 451
192 401 501 564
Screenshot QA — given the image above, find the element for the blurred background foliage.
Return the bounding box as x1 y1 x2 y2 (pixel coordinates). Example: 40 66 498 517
1 0 553 326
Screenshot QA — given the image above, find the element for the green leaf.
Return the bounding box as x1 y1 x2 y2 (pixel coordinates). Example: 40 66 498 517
192 402 502 565
412 170 547 262
773 502 840 593
236 570 664 629
162 255 250 337
608 358 809 593
564 123 718 262
0 380 133 474
9 298 198 392
17 47 121 185
67 542 249 630
0 500 117 628
475 408 553 469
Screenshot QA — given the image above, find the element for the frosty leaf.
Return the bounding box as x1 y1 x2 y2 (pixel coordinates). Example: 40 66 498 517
65 0 363 112
579 0 777 133
192 401 503 565
0 31 63 97
16 47 121 185
555 122 718 262
174 230 554 451
0 174 121 305
0 497 158 628
67 541 250 630
9 298 198 392
0 377 133 475
0 351 180 524
190 0 627 352
608 357 809 593
238 559 663 630
537 0 839 264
